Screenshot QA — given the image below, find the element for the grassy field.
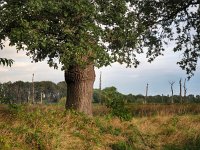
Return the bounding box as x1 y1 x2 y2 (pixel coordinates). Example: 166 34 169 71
127 103 200 117
0 104 200 150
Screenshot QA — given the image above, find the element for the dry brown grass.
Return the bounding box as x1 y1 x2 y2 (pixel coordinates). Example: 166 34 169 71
0 105 124 150
128 103 200 117
0 104 200 150
132 115 200 149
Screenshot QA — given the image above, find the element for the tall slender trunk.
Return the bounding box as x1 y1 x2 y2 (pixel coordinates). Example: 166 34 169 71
32 73 35 104
169 81 175 104
179 78 182 103
65 64 95 116
40 92 43 104
184 78 187 102
145 83 148 104
171 87 174 104
99 71 102 105
17 85 20 104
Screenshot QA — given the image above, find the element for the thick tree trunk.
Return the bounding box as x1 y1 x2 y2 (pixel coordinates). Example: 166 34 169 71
64 64 95 116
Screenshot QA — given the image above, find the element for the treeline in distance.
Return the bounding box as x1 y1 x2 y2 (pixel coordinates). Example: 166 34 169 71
1 81 200 104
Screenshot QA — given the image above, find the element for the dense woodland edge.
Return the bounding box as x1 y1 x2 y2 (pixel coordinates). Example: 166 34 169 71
1 81 200 104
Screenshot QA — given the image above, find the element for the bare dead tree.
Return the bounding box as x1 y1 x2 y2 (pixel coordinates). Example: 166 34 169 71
32 73 35 104
145 83 149 104
183 78 187 102
99 71 102 104
17 83 20 104
27 88 30 103
169 81 175 104
40 92 43 104
179 78 182 103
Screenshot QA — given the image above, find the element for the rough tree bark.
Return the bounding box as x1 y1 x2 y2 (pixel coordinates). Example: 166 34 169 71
65 64 95 116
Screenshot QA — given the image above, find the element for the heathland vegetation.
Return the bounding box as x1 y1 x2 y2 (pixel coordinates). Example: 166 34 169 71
1 0 200 115
1 82 200 149
1 1 200 149
1 103 200 150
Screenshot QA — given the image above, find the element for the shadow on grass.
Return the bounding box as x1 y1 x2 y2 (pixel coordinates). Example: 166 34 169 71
163 136 200 150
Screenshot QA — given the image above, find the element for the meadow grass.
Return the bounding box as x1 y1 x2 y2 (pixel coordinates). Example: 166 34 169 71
127 103 200 117
0 104 200 150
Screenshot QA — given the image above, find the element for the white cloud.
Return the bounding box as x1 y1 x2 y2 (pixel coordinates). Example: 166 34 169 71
0 67 9 72
1 44 200 95
0 45 63 83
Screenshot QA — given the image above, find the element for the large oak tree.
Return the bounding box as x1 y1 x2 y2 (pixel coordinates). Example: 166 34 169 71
0 0 199 115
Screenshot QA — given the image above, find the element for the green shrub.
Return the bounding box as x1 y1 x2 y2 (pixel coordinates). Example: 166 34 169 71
102 87 132 121
106 96 132 121
8 104 24 115
110 141 133 150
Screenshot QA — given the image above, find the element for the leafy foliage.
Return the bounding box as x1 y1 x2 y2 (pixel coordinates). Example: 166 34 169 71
0 58 13 67
101 87 132 121
0 0 199 76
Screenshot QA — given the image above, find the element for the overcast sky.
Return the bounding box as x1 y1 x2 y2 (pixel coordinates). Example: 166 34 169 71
0 42 200 96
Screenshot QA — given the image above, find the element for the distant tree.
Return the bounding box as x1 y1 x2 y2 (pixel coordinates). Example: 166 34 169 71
32 74 35 104
173 95 180 103
179 78 182 103
14 81 24 103
145 83 149 104
6 81 29 104
1 81 13 104
24 82 31 103
196 95 200 103
188 94 195 103
99 71 102 104
151 95 161 103
0 83 4 103
57 81 67 99
169 81 175 103
125 94 137 103
183 78 187 102
93 89 101 103
35 81 58 103
1 1 199 115
135 94 145 103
